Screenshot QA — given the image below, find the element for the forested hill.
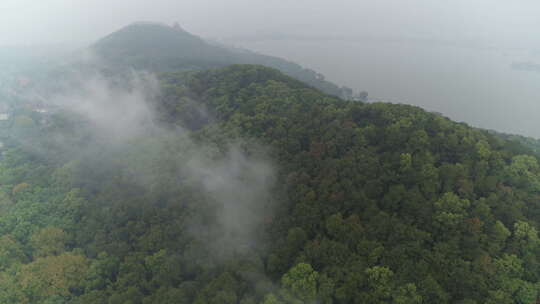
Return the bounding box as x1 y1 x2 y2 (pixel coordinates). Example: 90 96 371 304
90 22 353 98
1 65 540 303
487 129 540 158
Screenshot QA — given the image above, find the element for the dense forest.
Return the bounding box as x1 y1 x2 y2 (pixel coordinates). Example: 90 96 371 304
1 63 540 304
488 130 540 158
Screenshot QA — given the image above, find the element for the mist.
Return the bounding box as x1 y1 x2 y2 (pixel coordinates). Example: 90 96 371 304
8 65 278 261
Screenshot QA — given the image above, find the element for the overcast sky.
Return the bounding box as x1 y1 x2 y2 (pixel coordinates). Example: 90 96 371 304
1 0 540 48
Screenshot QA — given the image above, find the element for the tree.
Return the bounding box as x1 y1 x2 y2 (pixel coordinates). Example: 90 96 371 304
261 293 284 304
394 283 423 304
281 263 319 303
19 252 89 302
0 234 26 269
433 192 470 232
30 227 69 258
364 266 394 302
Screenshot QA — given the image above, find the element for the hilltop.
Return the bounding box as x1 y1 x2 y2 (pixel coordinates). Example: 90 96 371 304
90 22 353 98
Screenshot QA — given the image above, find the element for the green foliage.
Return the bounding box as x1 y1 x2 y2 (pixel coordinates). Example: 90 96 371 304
281 263 319 302
0 235 26 270
2 64 540 303
30 227 69 258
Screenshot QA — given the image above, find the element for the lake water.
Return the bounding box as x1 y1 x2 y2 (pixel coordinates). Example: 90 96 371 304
237 39 540 138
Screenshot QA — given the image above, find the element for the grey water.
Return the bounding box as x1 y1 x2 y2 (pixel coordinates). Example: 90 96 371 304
236 39 540 138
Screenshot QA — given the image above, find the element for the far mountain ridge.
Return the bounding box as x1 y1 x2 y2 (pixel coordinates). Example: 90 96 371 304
90 22 355 98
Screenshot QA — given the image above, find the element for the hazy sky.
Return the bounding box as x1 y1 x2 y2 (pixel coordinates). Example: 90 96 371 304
1 0 540 48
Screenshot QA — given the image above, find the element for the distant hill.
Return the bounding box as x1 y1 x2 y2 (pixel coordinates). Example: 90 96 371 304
90 22 353 98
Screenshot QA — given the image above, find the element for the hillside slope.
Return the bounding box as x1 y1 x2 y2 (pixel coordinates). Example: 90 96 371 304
1 65 540 303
